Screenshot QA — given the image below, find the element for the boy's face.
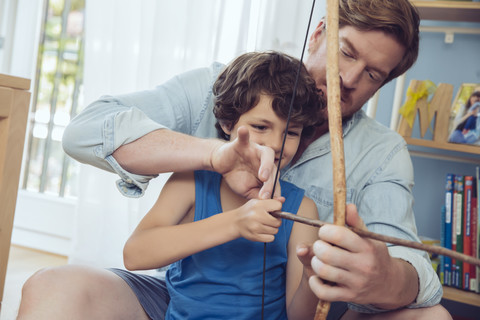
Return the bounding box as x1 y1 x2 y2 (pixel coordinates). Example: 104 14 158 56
221 94 302 170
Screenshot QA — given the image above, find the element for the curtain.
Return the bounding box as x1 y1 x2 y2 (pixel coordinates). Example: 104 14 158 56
69 0 325 268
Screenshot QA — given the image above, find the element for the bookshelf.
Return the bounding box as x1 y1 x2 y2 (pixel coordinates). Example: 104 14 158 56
443 286 480 307
405 138 480 164
402 0 480 309
405 137 480 155
411 0 480 23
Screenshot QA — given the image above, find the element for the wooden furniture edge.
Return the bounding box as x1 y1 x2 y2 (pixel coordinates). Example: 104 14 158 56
0 76 31 304
443 286 480 307
0 74 31 91
403 137 480 155
410 0 480 23
412 0 480 10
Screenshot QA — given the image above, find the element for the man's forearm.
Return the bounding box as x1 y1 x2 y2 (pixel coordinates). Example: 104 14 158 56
373 258 418 310
113 129 221 175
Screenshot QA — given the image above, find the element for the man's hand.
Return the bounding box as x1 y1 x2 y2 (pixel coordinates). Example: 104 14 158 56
308 204 418 309
210 126 280 200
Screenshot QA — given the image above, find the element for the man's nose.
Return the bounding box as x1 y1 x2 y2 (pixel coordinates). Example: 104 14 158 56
339 62 362 89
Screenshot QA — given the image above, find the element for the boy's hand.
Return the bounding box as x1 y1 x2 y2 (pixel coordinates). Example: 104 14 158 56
231 198 284 242
210 126 279 200
296 243 316 279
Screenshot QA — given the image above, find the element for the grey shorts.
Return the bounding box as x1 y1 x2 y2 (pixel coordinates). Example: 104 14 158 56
109 268 170 320
109 268 347 320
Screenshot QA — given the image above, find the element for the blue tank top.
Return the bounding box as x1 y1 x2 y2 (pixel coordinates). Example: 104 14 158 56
165 170 305 320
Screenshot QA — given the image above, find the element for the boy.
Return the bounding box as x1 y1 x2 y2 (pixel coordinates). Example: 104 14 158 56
118 51 324 319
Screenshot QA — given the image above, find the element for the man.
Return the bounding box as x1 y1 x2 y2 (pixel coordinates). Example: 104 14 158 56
18 0 451 319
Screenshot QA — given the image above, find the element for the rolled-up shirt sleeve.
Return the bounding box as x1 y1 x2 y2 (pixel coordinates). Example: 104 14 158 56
348 245 443 313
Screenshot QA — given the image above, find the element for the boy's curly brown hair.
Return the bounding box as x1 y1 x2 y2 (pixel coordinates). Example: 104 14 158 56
213 51 325 140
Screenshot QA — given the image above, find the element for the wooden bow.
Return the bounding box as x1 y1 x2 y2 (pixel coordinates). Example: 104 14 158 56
313 0 344 319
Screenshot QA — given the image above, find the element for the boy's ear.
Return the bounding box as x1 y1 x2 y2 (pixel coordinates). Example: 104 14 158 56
220 123 232 136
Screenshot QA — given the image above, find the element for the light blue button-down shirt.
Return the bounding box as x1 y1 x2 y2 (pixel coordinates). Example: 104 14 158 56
63 62 442 312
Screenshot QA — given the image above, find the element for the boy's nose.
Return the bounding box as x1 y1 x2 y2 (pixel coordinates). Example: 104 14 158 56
266 134 284 153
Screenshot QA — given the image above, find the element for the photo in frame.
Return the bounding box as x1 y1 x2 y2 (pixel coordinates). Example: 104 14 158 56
447 83 480 146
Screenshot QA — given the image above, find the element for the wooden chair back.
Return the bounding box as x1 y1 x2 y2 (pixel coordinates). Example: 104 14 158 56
0 73 31 306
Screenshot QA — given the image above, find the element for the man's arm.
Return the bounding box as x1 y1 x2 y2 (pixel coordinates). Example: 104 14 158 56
112 129 222 175
302 129 442 311
63 65 219 181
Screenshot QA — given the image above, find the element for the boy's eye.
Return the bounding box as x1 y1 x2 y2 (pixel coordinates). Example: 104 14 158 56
251 124 267 130
287 130 301 137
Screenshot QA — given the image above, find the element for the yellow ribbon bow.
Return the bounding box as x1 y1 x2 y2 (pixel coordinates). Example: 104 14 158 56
399 80 437 128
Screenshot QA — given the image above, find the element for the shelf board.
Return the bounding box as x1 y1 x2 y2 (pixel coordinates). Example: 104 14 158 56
411 1 480 23
443 286 480 306
404 137 480 155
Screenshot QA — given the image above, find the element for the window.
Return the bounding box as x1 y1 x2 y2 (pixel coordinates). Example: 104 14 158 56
22 0 85 198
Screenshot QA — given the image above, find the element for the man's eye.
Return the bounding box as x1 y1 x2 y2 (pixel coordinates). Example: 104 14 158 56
341 50 353 59
252 125 267 130
367 71 382 83
287 130 300 137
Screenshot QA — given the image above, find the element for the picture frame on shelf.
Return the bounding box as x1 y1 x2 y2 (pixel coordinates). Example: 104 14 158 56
447 83 480 146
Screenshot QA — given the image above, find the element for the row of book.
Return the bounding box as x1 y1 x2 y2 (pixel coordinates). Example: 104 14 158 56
439 170 479 292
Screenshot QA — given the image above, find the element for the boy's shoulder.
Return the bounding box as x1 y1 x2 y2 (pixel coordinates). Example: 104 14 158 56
168 171 196 185
279 179 304 196
297 195 318 220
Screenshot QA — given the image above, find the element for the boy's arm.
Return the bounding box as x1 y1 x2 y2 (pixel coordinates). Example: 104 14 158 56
123 171 284 271
114 127 278 199
123 171 232 270
285 196 319 320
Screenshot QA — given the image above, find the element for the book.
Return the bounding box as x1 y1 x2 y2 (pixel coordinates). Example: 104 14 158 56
463 175 474 290
452 175 458 287
452 175 464 288
470 196 477 292
454 175 465 288
440 205 445 285
476 167 480 293
444 173 455 286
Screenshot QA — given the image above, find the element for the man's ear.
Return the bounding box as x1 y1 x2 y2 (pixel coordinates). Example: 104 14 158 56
308 19 325 53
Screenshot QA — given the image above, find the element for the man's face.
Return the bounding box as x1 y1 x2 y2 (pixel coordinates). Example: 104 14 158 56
304 22 406 119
